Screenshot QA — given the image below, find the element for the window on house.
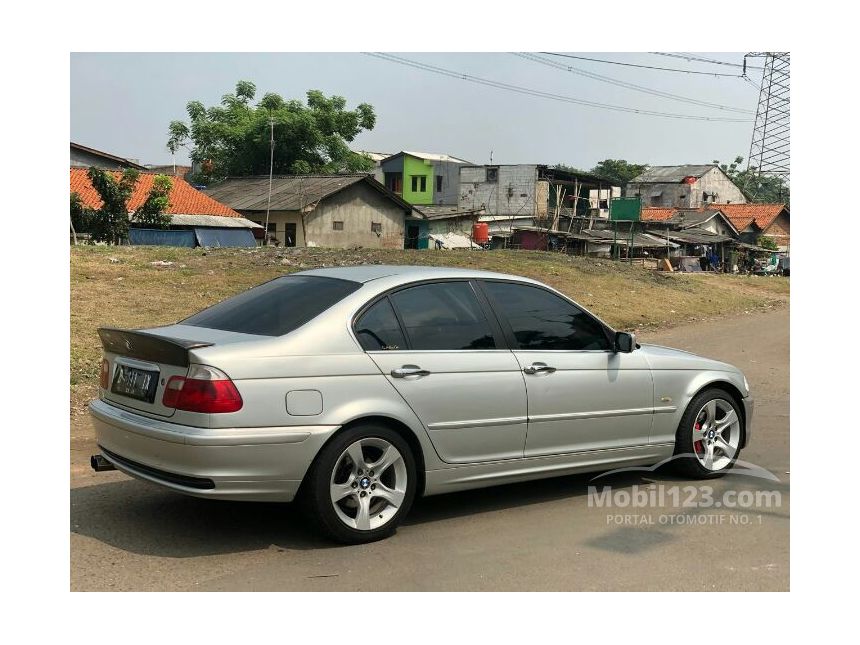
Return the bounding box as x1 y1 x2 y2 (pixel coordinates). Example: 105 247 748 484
371 222 382 234
411 175 427 192
332 221 344 231
436 175 443 192
486 168 499 182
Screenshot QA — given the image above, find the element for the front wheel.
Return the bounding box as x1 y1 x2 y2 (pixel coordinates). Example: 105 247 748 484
673 389 743 479
302 424 417 544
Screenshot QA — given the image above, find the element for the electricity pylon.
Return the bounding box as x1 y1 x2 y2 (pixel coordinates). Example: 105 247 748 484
744 52 790 201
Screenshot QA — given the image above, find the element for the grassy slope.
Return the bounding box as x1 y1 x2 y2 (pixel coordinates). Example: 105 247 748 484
70 246 789 418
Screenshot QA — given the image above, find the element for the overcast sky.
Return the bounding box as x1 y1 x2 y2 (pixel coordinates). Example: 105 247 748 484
70 52 761 170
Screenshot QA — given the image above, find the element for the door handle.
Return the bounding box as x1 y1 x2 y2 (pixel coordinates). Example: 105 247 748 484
391 365 431 378
523 362 556 375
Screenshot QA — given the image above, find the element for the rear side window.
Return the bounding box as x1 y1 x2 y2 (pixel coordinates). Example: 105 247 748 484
482 281 610 351
182 276 360 336
389 282 496 350
354 298 406 351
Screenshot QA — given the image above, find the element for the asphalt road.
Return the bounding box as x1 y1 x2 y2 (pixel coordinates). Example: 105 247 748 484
70 308 789 591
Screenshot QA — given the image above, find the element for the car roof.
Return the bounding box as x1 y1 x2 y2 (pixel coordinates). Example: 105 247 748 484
295 264 531 284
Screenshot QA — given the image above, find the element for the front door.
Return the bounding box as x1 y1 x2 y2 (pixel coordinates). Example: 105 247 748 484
285 223 297 247
355 280 528 463
480 280 653 457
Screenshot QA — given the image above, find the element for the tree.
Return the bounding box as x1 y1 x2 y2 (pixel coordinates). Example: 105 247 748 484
713 155 789 205
167 81 377 184
589 159 649 187
758 235 779 251
74 167 173 244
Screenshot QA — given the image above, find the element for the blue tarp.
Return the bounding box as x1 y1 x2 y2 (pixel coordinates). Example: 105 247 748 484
128 228 196 247
194 227 256 248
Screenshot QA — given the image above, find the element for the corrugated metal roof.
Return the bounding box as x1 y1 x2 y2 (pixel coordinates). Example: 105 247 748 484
169 214 262 229
203 175 411 213
414 205 485 220
630 165 718 183
401 151 472 164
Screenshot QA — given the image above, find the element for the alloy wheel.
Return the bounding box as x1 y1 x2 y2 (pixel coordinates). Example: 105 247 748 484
691 398 741 471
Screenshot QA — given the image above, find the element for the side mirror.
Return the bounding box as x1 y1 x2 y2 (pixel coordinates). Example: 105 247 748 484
614 331 636 353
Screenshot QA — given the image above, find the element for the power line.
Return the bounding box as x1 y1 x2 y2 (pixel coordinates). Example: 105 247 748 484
363 53 753 123
513 52 753 114
651 52 763 70
540 52 743 77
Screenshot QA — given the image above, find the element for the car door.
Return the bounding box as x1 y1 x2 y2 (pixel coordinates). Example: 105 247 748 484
355 280 528 464
479 280 654 457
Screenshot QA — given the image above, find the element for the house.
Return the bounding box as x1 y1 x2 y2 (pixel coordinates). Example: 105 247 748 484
626 164 747 209
203 174 413 249
71 142 147 170
356 151 392 184
706 203 790 251
408 205 486 249
458 164 619 234
381 151 471 206
70 168 261 247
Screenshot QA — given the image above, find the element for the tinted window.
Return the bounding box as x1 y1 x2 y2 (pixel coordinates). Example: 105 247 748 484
354 298 406 351
483 282 610 351
390 282 495 350
182 276 360 336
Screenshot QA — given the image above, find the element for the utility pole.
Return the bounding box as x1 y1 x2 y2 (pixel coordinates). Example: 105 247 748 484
264 117 275 246
744 52 790 200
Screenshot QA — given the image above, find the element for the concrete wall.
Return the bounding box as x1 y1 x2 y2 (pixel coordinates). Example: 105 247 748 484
71 147 133 170
626 167 747 209
459 165 539 217
426 214 478 237
244 210 305 247
432 160 464 205
304 182 406 249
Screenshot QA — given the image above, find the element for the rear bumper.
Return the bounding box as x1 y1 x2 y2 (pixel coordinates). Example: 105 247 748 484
89 398 339 502
742 397 755 447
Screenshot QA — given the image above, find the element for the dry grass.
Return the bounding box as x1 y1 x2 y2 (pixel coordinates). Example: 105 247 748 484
70 245 789 418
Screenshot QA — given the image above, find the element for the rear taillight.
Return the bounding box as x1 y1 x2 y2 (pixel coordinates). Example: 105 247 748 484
162 365 243 413
100 359 110 389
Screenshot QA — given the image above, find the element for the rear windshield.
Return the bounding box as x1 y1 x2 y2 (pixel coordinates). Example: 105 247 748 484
181 275 361 336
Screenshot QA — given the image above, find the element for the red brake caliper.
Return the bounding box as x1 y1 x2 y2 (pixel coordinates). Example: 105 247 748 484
694 422 703 454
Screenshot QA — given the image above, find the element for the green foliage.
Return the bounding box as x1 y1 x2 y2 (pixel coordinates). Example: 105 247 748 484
758 235 779 251
590 159 649 186
70 192 94 235
76 168 173 244
132 175 172 229
167 81 377 183
713 155 790 205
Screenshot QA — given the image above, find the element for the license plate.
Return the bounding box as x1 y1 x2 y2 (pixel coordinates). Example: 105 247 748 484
111 364 159 403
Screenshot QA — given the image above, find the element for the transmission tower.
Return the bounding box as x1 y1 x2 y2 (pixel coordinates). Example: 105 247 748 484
744 52 790 201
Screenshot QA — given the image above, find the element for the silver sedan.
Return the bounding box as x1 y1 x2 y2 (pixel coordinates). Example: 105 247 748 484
90 265 753 543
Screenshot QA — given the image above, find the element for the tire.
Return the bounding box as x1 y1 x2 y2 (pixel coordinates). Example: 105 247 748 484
302 423 417 544
672 388 744 479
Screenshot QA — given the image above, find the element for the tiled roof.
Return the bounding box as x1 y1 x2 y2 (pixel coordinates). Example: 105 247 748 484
705 203 786 231
70 168 241 217
640 207 676 222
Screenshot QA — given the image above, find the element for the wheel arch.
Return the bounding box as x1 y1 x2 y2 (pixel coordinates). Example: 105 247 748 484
687 379 748 447
299 414 429 499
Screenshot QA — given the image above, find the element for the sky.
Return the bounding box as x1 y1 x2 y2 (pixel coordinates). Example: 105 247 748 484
70 52 761 170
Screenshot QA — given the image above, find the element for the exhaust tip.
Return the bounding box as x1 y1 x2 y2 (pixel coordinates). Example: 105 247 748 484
90 454 116 472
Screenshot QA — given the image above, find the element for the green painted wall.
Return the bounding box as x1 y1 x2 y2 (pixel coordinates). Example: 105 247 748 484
402 155 434 205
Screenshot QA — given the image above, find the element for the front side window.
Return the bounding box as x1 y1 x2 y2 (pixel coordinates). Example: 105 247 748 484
182 276 360 337
354 298 406 351
482 281 610 351
390 282 495 350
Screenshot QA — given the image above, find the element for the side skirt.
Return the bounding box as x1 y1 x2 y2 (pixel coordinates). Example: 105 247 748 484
423 443 675 496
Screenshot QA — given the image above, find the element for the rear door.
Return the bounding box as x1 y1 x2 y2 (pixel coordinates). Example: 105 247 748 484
479 280 654 457
356 280 528 463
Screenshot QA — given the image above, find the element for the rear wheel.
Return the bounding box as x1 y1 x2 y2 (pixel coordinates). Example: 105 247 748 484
673 389 743 479
303 424 417 544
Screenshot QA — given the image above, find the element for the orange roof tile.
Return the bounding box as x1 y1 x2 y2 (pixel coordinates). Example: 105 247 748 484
70 168 240 218
706 203 786 231
640 207 676 222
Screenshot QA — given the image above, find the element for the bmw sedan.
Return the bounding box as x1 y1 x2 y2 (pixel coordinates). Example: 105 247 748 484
90 265 753 543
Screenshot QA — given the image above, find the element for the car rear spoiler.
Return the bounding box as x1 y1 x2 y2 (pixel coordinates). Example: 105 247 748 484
97 327 214 367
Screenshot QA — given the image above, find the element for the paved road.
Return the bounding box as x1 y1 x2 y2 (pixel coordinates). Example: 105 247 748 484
70 308 789 591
